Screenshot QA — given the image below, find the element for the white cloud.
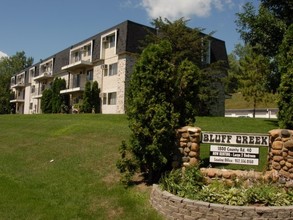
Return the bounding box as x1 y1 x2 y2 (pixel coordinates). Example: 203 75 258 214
0 51 8 59
141 0 235 20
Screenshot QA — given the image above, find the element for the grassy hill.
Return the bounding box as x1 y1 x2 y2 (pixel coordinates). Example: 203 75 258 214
0 114 278 219
225 92 278 109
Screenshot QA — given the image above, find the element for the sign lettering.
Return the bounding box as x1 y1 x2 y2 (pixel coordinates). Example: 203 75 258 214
209 145 260 165
202 132 269 146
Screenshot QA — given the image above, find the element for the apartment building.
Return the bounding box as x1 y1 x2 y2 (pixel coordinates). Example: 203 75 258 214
10 20 228 115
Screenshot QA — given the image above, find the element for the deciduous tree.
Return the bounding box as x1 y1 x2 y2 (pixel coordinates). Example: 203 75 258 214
0 52 33 114
238 45 270 118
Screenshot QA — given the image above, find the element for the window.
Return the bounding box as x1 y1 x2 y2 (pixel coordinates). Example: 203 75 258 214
87 69 93 81
74 51 80 62
109 63 118 76
108 92 117 105
102 92 117 105
29 103 33 110
108 35 115 48
104 34 115 49
87 45 91 56
102 93 107 105
73 74 81 87
31 85 35 93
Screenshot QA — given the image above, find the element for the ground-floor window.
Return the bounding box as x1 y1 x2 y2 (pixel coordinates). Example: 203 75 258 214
102 92 117 105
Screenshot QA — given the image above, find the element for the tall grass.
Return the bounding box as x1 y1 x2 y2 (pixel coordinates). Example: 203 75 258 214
0 114 278 219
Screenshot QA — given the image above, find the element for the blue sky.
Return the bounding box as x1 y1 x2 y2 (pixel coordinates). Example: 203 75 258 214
0 0 259 63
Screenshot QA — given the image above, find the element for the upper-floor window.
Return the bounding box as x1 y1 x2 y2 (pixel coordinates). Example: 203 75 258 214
40 58 54 75
109 63 118 76
87 69 93 81
29 67 36 83
108 34 115 48
11 76 16 86
70 41 93 64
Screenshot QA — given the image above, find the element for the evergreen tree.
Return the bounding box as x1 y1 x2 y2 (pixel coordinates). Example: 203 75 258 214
117 40 201 183
81 81 92 113
225 53 240 94
41 89 53 113
51 78 68 113
144 18 227 116
277 24 293 129
91 81 100 113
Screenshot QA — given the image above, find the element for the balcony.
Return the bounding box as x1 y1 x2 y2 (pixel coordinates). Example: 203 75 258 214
34 71 53 81
11 81 25 89
10 93 25 103
60 86 85 94
62 60 93 71
62 42 93 71
32 86 48 99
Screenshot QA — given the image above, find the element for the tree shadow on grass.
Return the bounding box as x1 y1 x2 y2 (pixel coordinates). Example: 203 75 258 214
264 119 279 128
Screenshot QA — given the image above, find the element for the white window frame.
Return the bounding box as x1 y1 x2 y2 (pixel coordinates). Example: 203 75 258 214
100 29 117 59
69 40 93 64
39 58 54 76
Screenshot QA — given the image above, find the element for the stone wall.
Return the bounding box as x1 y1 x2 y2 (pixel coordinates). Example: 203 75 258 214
152 127 293 219
174 126 201 169
174 127 293 181
268 129 293 180
150 184 293 220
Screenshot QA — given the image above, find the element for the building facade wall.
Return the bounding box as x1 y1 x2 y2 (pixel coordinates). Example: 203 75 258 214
10 20 228 115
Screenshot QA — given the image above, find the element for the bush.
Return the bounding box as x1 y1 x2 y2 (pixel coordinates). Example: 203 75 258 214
159 168 293 206
160 166 204 199
118 40 200 184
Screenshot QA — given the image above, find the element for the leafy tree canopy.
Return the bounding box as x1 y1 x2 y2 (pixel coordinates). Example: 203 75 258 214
144 17 207 67
0 51 33 114
238 45 271 118
236 2 286 58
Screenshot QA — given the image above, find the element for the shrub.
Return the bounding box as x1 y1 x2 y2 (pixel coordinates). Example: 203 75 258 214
160 166 204 199
159 168 293 206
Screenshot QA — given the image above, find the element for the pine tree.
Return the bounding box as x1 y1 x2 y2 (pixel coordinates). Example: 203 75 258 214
277 24 293 129
91 81 100 113
118 40 200 183
41 89 53 113
81 81 92 113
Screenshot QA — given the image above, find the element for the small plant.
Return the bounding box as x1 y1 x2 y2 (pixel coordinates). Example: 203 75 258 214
246 183 291 206
160 166 204 199
116 141 138 186
159 168 293 206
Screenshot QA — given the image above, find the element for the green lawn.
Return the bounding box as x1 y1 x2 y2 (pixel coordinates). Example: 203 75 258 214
0 114 279 219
